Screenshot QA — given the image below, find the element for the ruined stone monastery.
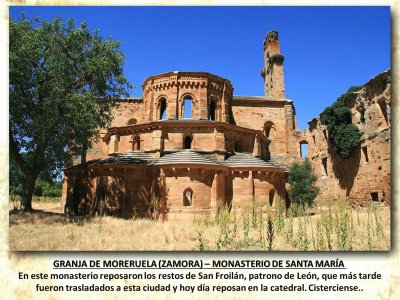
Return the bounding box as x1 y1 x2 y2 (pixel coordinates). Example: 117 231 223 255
62 31 391 219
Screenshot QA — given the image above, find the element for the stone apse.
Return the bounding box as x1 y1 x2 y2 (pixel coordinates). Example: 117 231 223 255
62 31 391 219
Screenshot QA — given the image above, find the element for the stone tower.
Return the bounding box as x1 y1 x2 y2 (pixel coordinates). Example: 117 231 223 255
261 30 285 98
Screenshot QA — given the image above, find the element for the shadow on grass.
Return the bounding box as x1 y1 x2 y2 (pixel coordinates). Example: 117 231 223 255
9 209 89 227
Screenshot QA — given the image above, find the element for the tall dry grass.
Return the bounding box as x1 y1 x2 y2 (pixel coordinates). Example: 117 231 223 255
9 199 390 251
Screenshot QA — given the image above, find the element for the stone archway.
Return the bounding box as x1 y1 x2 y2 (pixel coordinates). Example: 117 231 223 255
183 133 193 149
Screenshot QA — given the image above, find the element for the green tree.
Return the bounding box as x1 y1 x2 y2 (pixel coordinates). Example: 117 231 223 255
9 15 131 211
288 158 319 207
320 86 363 158
9 156 24 196
10 153 62 197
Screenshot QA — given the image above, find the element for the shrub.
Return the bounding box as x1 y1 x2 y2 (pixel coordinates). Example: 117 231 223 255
297 217 309 251
242 207 250 246
266 216 275 251
321 207 334 251
285 209 294 245
274 196 286 233
334 199 352 250
320 86 363 158
288 158 319 207
251 199 259 229
216 202 234 250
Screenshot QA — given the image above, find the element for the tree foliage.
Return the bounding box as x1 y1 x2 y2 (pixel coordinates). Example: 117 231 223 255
10 155 62 197
9 15 131 211
288 159 319 207
320 86 363 158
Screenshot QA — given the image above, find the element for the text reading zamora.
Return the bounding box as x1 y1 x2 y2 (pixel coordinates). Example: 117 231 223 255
53 260 202 269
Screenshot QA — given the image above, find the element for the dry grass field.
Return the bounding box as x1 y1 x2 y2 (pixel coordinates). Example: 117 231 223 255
9 198 390 251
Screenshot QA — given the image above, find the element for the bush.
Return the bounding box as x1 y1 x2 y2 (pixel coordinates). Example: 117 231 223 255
288 158 319 207
33 184 43 196
43 189 62 197
33 178 62 197
320 86 363 158
10 186 23 196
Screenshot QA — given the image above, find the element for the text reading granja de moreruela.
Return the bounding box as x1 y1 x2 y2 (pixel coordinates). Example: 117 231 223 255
53 259 345 269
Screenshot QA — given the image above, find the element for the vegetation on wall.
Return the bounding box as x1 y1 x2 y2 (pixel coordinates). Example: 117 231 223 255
288 158 319 207
320 86 363 158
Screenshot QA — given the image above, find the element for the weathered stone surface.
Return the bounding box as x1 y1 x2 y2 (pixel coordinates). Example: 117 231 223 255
302 70 391 206
62 32 390 220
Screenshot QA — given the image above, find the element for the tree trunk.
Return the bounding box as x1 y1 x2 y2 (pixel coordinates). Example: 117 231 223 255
20 172 37 213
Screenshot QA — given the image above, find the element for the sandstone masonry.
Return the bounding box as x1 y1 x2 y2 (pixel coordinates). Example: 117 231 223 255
62 31 391 219
301 70 391 206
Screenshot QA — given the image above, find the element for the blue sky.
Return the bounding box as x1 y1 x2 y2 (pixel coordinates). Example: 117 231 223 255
9 6 390 129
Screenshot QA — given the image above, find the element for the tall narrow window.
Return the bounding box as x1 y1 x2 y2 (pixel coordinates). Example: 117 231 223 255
269 189 275 207
159 98 167 120
362 146 369 163
209 101 217 120
264 121 274 138
184 97 192 118
371 192 379 203
183 134 193 149
323 129 327 140
132 135 141 151
300 142 308 158
360 107 366 124
322 157 328 176
378 101 388 125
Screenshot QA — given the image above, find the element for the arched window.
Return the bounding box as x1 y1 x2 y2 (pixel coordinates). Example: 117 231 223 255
183 97 193 118
234 142 242 153
183 134 193 149
126 118 137 125
264 121 274 138
132 135 141 151
159 98 167 120
209 100 217 121
183 188 193 206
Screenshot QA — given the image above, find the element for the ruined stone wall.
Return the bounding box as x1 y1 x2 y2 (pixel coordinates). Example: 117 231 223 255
224 129 257 155
262 30 285 99
304 70 391 206
232 99 298 163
